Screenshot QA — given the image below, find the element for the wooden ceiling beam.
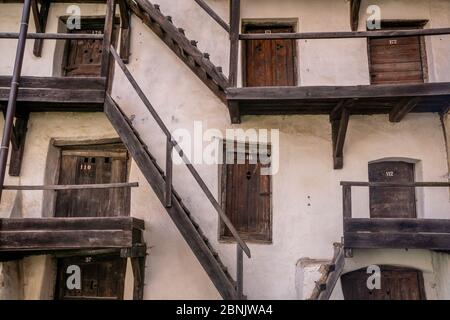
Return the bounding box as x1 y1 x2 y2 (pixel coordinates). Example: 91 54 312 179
350 0 361 31
389 97 421 122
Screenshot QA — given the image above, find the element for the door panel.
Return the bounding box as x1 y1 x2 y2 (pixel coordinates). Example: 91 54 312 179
341 266 426 300
369 161 416 218
245 26 296 87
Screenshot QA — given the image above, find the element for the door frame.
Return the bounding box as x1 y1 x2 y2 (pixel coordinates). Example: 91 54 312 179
241 19 299 87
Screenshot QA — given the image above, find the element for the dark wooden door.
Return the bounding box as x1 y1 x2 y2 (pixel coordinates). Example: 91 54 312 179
369 35 425 84
55 254 126 300
369 161 416 218
223 152 271 242
54 146 129 300
341 267 426 300
245 26 296 87
64 28 104 77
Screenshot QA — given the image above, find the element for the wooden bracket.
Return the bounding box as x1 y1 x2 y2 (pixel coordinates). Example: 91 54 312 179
331 100 352 170
228 101 241 124
31 0 50 57
389 97 421 122
8 113 29 177
119 0 131 63
350 0 361 31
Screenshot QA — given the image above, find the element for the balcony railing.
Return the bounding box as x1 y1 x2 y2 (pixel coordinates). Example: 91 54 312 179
341 181 450 251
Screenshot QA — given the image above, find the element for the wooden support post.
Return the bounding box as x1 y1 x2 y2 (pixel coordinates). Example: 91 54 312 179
342 185 352 219
131 256 146 300
101 0 117 78
228 100 240 124
389 97 421 122
165 137 173 208
118 0 131 63
331 102 351 169
236 244 243 299
350 0 361 32
229 0 240 87
31 0 50 57
8 113 29 177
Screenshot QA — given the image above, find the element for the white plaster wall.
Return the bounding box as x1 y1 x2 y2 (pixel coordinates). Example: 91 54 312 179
431 252 450 299
0 0 449 300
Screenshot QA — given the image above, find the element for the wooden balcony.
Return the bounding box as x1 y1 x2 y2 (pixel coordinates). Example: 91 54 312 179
0 217 145 261
226 83 450 124
0 76 106 112
341 181 450 252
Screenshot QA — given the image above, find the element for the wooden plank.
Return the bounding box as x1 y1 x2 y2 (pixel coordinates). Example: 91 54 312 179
3 182 137 190
318 245 345 300
0 32 104 39
0 76 106 90
342 185 352 218
344 218 450 234
193 0 230 33
229 0 240 87
340 181 450 187
227 83 450 100
101 0 116 77
0 230 132 250
239 27 450 40
350 0 361 31
389 97 421 122
0 88 105 104
0 217 145 231
344 232 450 250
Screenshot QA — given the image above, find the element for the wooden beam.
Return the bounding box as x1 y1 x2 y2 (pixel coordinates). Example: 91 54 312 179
8 113 29 176
238 27 450 40
350 0 361 32
31 0 50 57
118 0 131 63
331 106 350 169
340 181 450 187
0 76 106 89
0 32 103 39
389 97 421 122
229 0 240 87
131 256 146 300
227 82 450 100
3 182 138 190
344 218 450 234
318 244 345 300
193 0 230 33
101 0 117 77
228 100 240 124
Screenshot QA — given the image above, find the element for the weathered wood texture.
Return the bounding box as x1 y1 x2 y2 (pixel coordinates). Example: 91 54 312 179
349 0 361 31
30 0 50 56
8 113 28 176
104 95 240 299
118 0 131 63
0 217 145 251
226 83 450 121
344 218 450 250
127 0 229 102
229 0 240 87
0 76 106 110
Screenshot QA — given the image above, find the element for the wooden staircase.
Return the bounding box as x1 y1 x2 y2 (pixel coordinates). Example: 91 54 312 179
104 94 241 299
127 0 229 102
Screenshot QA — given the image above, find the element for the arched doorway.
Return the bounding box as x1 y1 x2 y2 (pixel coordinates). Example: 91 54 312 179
341 266 426 300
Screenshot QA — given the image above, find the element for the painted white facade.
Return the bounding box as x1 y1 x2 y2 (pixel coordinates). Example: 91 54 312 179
0 0 449 300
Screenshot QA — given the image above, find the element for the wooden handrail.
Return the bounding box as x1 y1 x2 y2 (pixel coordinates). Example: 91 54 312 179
0 33 104 40
3 182 139 191
193 0 230 33
341 181 450 187
239 27 450 40
110 46 251 258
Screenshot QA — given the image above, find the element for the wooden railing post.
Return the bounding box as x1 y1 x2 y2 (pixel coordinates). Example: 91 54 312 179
342 185 352 219
229 0 240 87
236 244 243 299
0 0 32 202
165 137 173 207
101 0 116 79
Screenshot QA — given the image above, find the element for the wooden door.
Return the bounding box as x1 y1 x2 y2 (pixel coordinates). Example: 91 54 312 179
64 28 104 77
245 26 296 87
369 161 416 218
369 30 426 84
54 145 129 300
341 267 426 300
55 254 126 300
223 151 271 242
